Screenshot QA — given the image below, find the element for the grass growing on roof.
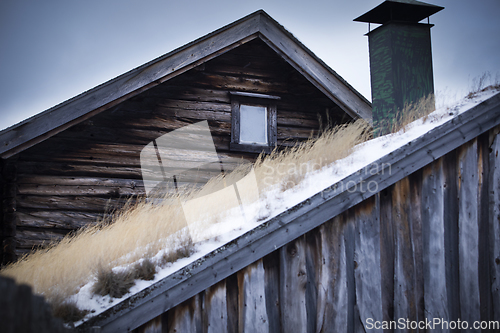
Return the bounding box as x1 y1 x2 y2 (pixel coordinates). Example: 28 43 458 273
0 119 371 321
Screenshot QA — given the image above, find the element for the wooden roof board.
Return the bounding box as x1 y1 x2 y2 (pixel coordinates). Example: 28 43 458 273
77 92 500 332
0 10 371 159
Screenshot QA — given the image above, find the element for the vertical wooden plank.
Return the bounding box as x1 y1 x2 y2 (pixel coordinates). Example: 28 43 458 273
443 150 460 322
306 229 320 333
421 158 450 331
343 210 357 333
230 100 240 144
203 280 228 333
354 196 383 333
237 259 269 333
316 214 349 333
280 236 307 333
379 188 395 331
489 134 500 321
167 295 202 333
457 139 482 330
409 171 425 329
477 133 493 322
392 178 417 332
226 273 239 333
263 251 281 333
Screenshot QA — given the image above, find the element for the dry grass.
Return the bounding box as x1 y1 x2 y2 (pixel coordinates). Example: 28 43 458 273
388 94 436 133
51 298 89 323
0 119 371 314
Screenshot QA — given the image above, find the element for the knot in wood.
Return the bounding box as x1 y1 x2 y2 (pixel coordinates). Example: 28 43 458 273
286 244 297 256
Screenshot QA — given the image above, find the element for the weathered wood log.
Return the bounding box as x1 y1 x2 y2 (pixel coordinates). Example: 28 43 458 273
16 211 100 230
457 139 482 326
237 260 269 333
421 158 450 330
354 196 383 333
280 237 307 333
17 184 146 197
15 228 67 250
16 195 131 212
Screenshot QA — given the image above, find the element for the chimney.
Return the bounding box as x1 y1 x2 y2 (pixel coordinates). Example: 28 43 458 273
354 0 444 136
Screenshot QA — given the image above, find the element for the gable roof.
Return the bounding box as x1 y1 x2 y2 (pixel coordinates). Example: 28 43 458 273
77 91 500 332
0 10 372 159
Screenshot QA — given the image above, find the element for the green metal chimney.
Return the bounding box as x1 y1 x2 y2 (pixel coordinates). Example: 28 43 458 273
354 0 444 136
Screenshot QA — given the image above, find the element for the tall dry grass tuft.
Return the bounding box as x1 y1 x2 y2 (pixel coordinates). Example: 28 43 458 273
389 94 436 134
0 118 372 312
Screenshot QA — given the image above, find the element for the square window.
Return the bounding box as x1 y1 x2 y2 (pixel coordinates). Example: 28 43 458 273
239 105 267 145
229 92 279 153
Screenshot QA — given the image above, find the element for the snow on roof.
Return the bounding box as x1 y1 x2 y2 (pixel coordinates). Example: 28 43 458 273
76 87 500 330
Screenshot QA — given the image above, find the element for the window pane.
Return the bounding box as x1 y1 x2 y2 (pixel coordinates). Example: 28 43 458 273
240 104 267 144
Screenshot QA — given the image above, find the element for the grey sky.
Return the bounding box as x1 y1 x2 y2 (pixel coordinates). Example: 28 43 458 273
0 0 499 130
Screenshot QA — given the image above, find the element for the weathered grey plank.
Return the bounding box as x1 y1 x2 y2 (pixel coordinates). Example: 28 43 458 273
263 251 281 333
421 159 449 331
305 230 320 333
225 274 239 333
354 197 383 333
167 295 202 333
457 139 481 329
280 237 307 333
378 188 395 329
477 133 492 322
409 171 425 329
442 150 461 322
203 280 228 333
237 260 269 333
489 133 500 321
316 214 349 333
392 178 417 332
344 211 356 333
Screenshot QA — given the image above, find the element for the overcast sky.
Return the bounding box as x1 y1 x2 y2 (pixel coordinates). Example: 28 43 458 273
0 0 499 130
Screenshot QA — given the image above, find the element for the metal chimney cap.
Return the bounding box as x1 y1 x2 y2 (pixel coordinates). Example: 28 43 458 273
354 0 444 24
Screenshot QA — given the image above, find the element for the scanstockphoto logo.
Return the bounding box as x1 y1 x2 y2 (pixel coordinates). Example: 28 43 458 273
139 121 259 242
260 159 392 195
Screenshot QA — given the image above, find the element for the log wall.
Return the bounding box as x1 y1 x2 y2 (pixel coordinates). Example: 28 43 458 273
2 38 348 260
132 130 500 333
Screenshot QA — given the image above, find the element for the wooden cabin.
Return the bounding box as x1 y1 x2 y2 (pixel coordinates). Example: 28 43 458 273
77 91 500 333
0 11 371 263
